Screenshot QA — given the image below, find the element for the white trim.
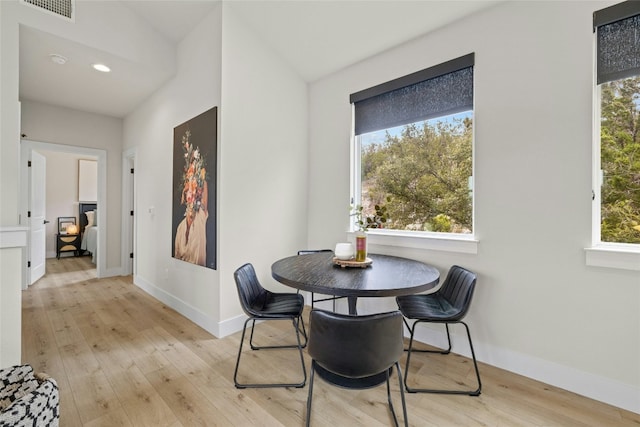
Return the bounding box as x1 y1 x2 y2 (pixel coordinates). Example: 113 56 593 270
0 227 28 249
349 104 359 209
409 324 640 414
592 42 602 247
349 68 477 251
102 266 124 278
348 229 478 254
585 245 640 271
218 313 249 338
591 38 640 263
121 148 136 277
133 274 224 338
133 275 281 338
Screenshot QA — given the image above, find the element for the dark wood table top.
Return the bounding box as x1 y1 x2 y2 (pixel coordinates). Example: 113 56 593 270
271 252 440 299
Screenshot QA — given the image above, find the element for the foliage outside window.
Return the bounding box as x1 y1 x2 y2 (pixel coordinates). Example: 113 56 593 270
595 1 640 245
357 113 472 233
599 77 640 244
351 54 474 236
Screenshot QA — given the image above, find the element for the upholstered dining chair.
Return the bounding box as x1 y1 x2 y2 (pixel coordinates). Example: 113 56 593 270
305 309 408 427
395 265 482 396
233 263 307 389
297 249 345 311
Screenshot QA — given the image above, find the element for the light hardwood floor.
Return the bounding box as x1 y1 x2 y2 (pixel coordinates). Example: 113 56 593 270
21 257 640 426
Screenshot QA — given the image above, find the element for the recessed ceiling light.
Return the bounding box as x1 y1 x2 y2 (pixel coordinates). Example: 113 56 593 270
49 54 67 65
92 63 111 73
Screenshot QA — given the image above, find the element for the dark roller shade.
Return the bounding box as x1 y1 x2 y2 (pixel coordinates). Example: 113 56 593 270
351 53 474 136
595 1 640 84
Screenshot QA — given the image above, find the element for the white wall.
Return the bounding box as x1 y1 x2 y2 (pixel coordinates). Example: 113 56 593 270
124 4 224 334
21 101 122 271
308 0 640 413
1 3 22 226
219 4 309 322
37 150 97 258
124 3 309 337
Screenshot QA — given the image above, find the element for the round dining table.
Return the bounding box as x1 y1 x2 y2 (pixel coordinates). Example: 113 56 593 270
271 252 440 315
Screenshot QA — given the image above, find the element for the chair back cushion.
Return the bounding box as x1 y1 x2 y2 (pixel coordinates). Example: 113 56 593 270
439 265 477 319
234 263 268 316
307 310 403 379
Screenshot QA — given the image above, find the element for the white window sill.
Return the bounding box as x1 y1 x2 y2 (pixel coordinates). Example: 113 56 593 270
585 245 640 271
347 230 478 254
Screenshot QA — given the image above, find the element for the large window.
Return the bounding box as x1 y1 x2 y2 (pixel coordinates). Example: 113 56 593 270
594 1 640 245
350 54 474 235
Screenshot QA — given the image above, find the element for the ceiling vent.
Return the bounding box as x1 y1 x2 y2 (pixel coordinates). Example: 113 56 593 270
20 0 74 21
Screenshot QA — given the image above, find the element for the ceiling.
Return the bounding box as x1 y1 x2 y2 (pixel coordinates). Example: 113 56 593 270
18 0 500 118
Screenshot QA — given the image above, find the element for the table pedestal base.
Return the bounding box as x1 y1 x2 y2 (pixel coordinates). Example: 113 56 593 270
348 296 358 315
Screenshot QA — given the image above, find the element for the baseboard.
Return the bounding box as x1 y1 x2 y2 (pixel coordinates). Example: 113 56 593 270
409 324 640 415
102 266 122 278
133 274 224 338
218 313 249 338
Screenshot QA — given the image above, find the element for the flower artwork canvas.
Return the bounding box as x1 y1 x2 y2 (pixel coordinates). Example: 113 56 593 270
172 107 217 269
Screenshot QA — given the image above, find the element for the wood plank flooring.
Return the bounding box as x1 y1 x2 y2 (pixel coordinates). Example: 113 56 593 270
20 257 640 426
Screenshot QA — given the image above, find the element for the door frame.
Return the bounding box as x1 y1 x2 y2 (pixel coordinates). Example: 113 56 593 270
121 148 136 277
28 150 47 285
20 140 107 285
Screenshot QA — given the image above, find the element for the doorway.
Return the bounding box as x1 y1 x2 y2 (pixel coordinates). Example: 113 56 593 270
20 140 107 287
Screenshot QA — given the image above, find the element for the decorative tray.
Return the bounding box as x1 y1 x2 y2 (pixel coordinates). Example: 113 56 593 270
333 257 373 268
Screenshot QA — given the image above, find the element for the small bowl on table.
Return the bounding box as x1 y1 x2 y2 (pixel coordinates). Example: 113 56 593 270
334 243 354 260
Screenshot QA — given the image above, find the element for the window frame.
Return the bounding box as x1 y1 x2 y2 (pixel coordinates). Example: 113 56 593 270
587 1 640 271
349 57 478 255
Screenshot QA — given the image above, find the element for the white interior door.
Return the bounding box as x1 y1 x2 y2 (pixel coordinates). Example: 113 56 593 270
29 151 47 285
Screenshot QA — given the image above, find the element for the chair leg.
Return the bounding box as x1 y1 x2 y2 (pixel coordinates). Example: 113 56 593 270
385 368 398 427
403 319 451 354
385 362 408 427
396 362 409 427
403 320 417 392
461 320 482 396
293 317 308 386
305 362 316 427
249 319 258 350
233 317 252 388
234 316 307 389
249 316 307 350
403 320 481 396
297 315 308 348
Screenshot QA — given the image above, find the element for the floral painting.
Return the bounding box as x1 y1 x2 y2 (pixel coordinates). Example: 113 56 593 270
172 107 217 269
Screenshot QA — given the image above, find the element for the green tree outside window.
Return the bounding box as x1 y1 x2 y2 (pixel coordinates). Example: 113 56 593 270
359 114 472 234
